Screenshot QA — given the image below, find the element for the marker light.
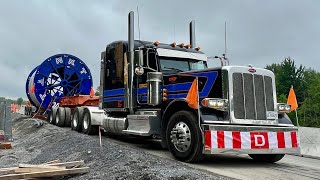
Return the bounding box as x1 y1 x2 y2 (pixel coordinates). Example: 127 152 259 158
185 43 191 49
195 47 201 51
179 43 185 48
154 41 160 46
171 42 177 47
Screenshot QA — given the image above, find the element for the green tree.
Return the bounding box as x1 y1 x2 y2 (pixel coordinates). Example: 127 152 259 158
17 97 23 105
266 57 305 103
266 58 320 127
299 71 320 127
95 86 101 96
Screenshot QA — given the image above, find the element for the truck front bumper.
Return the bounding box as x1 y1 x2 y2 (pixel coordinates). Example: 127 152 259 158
202 124 300 155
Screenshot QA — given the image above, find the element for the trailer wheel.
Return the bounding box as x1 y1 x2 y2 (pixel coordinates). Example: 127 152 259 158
249 154 285 163
82 108 98 135
72 107 84 132
64 107 72 127
166 110 204 163
56 107 66 127
24 107 28 115
49 107 58 125
25 106 31 116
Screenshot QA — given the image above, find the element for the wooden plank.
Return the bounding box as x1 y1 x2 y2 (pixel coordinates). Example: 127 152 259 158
0 167 89 179
19 160 84 169
0 143 12 150
44 160 85 168
43 160 61 164
18 164 65 169
15 167 64 173
0 168 15 176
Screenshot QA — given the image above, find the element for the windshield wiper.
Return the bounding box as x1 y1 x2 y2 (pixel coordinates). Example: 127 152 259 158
162 67 184 72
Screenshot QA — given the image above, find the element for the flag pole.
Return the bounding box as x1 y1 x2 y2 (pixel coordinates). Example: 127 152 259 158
295 110 299 127
196 77 203 134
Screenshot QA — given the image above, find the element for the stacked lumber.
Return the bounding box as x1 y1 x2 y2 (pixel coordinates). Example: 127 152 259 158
0 160 89 179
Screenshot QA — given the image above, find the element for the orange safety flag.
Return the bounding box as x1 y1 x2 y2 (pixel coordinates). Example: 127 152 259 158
287 86 298 111
90 87 95 96
185 78 199 109
30 84 35 93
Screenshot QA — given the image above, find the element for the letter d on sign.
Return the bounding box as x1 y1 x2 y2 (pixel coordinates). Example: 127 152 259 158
250 132 269 149
254 135 265 146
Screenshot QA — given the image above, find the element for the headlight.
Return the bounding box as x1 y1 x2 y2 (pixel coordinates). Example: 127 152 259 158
202 98 228 111
277 103 291 113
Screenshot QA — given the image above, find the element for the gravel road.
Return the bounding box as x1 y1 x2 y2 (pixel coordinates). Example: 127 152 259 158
0 114 229 180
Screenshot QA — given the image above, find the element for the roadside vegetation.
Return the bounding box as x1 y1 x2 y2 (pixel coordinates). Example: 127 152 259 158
266 57 320 127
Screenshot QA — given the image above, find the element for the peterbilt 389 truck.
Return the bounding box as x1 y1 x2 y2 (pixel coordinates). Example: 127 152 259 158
51 11 300 163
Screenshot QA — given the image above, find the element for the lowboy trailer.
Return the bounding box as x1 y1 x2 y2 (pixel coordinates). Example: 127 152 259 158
48 11 300 163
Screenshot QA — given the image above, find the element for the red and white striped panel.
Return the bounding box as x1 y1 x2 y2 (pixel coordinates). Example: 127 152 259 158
205 130 299 150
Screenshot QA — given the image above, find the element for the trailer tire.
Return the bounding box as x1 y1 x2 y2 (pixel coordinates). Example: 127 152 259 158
64 107 72 127
249 154 285 163
72 107 84 132
49 107 58 125
166 110 204 163
56 107 66 127
24 107 27 115
25 107 31 116
82 108 98 135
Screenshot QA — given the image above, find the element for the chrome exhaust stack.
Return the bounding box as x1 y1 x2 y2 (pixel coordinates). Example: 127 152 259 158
189 20 196 48
126 11 135 114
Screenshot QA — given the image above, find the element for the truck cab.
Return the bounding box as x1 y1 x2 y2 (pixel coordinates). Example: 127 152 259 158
91 11 300 163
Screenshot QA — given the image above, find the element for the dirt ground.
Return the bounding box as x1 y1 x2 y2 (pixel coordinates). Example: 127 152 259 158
0 114 229 180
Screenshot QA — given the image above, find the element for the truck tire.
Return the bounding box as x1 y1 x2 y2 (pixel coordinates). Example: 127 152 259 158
82 108 98 135
56 107 66 127
166 110 204 163
71 107 84 132
49 107 58 125
249 154 285 163
64 107 72 127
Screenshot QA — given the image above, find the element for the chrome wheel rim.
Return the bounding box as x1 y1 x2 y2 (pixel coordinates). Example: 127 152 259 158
83 113 89 130
170 121 191 152
56 113 60 124
73 113 78 127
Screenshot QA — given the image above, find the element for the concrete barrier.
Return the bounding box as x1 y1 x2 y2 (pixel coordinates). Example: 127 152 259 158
299 127 320 158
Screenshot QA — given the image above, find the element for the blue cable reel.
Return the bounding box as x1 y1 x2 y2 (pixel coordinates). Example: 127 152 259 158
26 54 93 110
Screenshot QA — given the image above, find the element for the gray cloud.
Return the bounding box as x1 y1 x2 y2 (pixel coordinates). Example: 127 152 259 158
0 0 319 99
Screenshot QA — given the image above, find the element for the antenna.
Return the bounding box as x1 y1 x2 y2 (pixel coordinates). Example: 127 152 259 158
224 21 227 56
173 23 176 42
137 6 141 41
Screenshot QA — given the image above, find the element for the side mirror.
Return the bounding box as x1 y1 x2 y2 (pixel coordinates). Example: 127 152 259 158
134 50 144 67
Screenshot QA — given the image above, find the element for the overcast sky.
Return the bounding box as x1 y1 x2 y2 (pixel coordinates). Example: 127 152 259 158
1 0 320 99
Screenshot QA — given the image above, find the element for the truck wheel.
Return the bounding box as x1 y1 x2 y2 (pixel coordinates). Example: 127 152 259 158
49 107 57 125
64 107 72 127
56 107 66 127
82 108 98 135
166 110 204 163
71 107 84 132
249 154 285 163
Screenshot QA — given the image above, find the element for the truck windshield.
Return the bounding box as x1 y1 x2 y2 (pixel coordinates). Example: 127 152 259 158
160 58 206 72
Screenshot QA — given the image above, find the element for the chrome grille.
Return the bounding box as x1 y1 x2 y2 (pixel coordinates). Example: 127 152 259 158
233 73 274 120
